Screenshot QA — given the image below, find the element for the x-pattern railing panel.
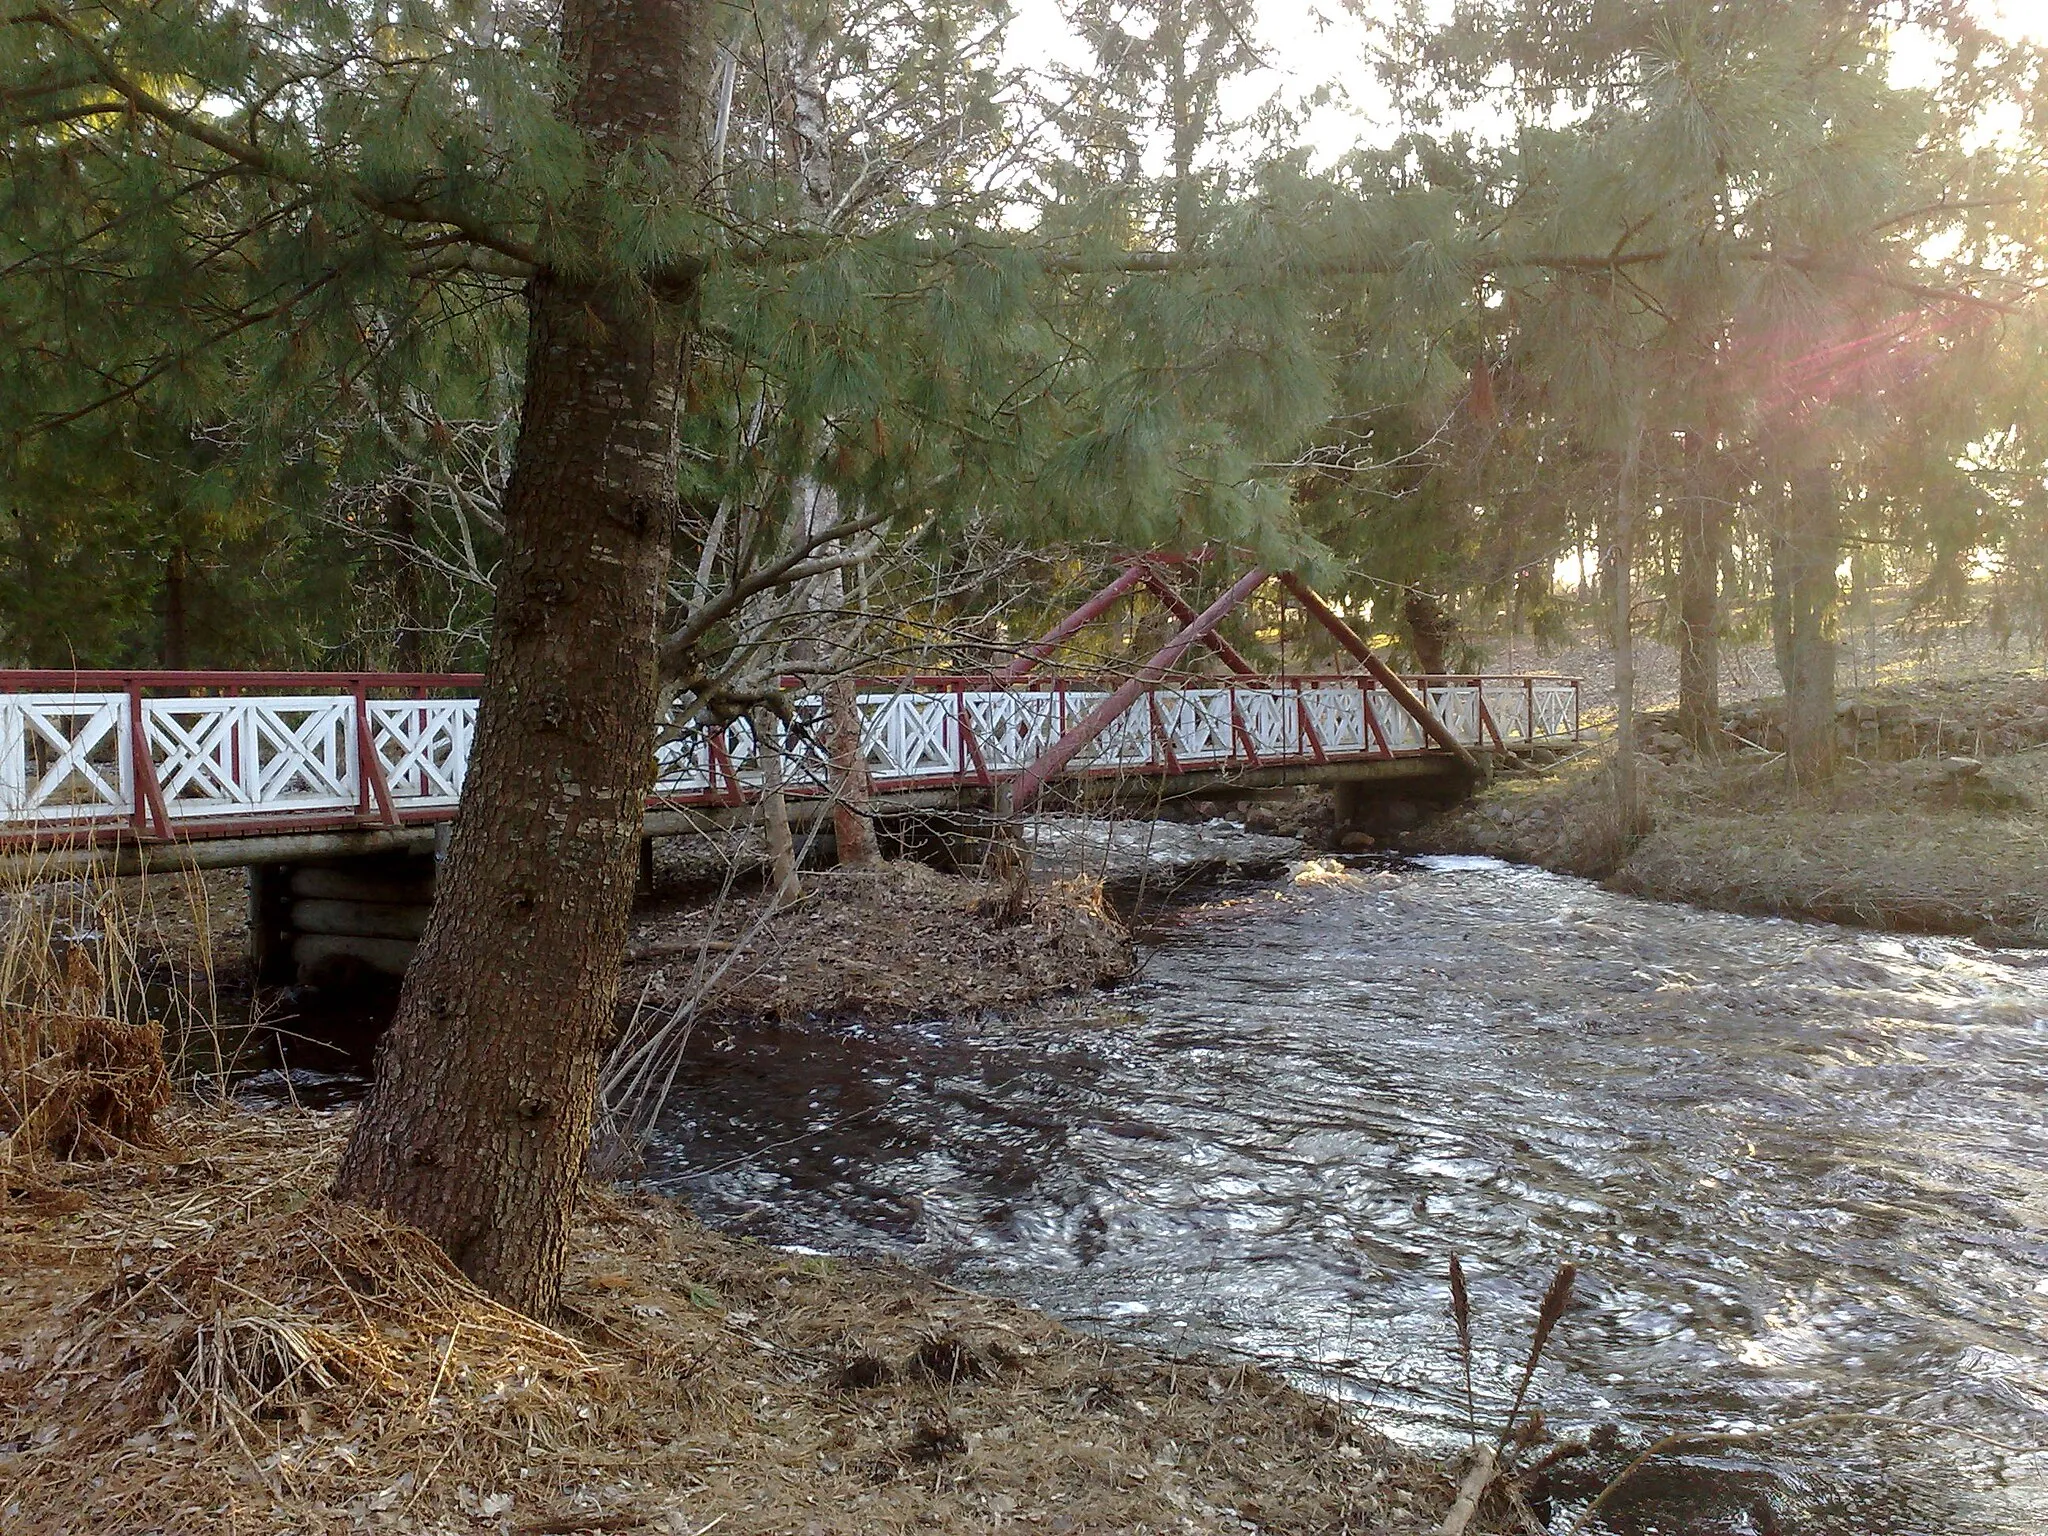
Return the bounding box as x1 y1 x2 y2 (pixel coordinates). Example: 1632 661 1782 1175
962 690 1062 771
1302 685 1370 754
1069 692 1154 769
1532 683 1578 738
0 694 130 821
368 700 475 807
860 690 958 782
148 697 356 818
1372 690 1426 751
1158 689 1234 765
1422 685 1481 746
652 729 715 796
1234 688 1307 759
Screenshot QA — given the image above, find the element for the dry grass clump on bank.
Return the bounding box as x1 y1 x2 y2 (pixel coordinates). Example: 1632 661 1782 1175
1 876 174 1211
3 1104 1469 1535
1427 739 2048 943
624 860 1134 1025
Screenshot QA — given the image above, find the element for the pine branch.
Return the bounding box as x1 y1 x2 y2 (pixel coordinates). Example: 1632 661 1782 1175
407 245 538 281
16 267 346 437
692 231 2029 323
20 5 543 270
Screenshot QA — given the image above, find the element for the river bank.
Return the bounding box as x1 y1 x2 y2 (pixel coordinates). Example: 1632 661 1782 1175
1412 677 2048 943
1 1102 1483 1535
624 858 1134 1028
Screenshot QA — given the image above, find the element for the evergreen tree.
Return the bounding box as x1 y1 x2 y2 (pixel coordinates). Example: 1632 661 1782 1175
2 0 1368 1308
1364 0 2046 781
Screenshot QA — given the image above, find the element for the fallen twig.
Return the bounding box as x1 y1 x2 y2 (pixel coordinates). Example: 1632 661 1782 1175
1434 1444 1496 1536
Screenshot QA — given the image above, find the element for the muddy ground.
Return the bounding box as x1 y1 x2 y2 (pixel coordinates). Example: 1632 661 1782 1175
0 1104 1492 1536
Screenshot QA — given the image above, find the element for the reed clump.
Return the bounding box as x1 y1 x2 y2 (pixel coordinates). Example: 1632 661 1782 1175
1 875 172 1207
5 1126 620 1534
77 1196 596 1426
27 1191 604 1499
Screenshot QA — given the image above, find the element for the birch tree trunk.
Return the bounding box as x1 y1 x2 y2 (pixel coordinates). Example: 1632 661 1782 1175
333 0 710 1316
782 19 879 867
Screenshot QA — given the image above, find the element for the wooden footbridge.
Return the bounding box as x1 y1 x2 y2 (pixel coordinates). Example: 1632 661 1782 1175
0 564 1578 873
0 561 1577 985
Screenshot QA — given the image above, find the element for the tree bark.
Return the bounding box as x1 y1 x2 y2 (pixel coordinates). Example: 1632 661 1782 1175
1611 427 1641 835
1782 455 1840 785
1402 591 1454 677
1674 443 1721 748
825 673 880 864
776 24 880 868
1850 545 1878 685
162 544 189 668
756 705 802 903
333 0 709 1316
788 476 879 867
1161 0 1199 254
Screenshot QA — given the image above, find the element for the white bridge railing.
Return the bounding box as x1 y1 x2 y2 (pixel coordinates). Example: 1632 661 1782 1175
656 675 1581 797
0 671 1578 841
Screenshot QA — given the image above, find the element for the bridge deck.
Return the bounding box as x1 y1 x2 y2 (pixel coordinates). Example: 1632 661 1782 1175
0 669 1578 862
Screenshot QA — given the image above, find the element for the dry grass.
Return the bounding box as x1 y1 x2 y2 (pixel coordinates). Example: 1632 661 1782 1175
1 870 177 1211
1615 768 2048 939
1 1104 1472 1535
1432 739 2048 943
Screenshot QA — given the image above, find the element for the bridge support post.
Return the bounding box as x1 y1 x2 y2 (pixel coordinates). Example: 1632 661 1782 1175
250 850 439 988
248 864 295 986
1331 781 1368 840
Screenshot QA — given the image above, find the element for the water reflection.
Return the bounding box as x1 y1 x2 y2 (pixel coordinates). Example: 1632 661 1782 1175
645 855 2048 1534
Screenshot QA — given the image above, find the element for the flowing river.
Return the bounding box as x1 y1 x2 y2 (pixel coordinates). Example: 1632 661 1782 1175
643 854 2048 1534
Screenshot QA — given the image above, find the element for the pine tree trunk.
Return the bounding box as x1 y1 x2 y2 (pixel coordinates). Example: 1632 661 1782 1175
332 0 708 1316
826 673 880 864
1402 592 1453 677
163 545 189 668
1783 457 1840 785
787 477 879 868
1675 455 1721 748
1611 429 1641 836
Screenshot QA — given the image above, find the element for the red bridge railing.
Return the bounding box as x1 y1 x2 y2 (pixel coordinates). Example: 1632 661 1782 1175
0 669 1578 847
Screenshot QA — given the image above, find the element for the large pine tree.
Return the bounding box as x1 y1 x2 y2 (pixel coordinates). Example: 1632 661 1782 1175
3 0 1354 1308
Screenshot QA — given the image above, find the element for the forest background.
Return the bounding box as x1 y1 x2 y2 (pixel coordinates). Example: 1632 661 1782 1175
7 0 2048 1306
10 0 2046 761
